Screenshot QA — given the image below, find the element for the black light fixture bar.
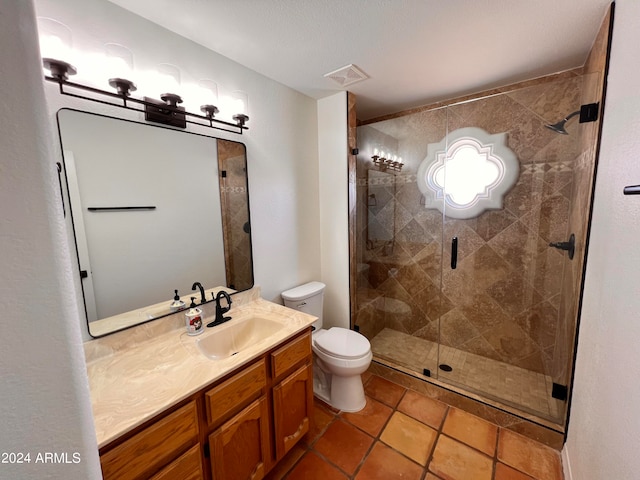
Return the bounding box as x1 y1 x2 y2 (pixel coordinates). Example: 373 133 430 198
44 74 248 135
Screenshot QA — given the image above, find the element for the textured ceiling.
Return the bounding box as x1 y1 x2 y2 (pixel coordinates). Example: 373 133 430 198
106 0 611 120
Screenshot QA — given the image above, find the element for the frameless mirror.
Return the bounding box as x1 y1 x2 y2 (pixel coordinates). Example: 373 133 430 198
57 109 253 337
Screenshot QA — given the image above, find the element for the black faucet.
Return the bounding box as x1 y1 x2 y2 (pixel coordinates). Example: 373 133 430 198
191 282 206 304
207 290 232 327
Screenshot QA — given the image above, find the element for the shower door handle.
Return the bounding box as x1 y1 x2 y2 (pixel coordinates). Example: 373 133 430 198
451 237 458 269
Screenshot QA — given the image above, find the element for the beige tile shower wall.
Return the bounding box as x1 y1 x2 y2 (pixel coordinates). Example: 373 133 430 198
553 7 612 385
356 72 588 377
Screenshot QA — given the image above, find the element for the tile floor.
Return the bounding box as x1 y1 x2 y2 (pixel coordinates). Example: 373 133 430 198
370 328 563 422
266 373 563 480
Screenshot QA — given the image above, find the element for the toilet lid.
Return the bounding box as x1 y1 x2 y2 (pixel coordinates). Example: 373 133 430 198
314 327 370 359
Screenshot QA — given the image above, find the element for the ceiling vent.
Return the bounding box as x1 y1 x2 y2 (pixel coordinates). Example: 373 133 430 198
324 64 369 87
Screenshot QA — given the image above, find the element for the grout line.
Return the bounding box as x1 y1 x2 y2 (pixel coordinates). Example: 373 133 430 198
492 426 501 480
422 403 450 478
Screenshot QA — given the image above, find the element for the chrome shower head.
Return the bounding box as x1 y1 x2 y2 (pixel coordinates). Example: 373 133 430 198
545 110 580 135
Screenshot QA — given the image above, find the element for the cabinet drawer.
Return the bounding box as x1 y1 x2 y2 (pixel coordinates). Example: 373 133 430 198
205 359 266 427
101 401 199 480
271 331 311 379
149 444 203 480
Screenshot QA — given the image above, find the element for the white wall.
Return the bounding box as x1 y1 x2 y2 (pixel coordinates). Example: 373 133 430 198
564 2 640 479
34 0 321 338
318 92 350 328
0 1 101 478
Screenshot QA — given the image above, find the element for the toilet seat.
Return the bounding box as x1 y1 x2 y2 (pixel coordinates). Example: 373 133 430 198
313 327 370 360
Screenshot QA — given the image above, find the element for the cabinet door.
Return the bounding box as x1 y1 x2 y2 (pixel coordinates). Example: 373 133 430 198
209 397 270 480
272 363 313 460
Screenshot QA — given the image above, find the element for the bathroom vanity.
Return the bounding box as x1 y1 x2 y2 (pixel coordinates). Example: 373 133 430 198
85 288 315 480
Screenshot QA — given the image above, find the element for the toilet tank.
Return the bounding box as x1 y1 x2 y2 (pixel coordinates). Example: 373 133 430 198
281 281 325 330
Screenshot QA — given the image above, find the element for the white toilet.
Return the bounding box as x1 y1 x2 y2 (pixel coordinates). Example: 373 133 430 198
281 281 372 412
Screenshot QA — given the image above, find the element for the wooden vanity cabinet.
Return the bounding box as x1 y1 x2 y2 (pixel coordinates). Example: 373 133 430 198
98 328 312 480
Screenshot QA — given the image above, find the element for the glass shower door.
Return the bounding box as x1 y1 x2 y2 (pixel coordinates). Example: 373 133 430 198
431 76 591 424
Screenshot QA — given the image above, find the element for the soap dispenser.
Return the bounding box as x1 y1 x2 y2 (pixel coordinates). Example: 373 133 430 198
185 297 204 336
169 289 186 313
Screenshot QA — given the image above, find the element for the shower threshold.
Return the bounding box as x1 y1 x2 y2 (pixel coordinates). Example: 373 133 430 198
370 328 565 426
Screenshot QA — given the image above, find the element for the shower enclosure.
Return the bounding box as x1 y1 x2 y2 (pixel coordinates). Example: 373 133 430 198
353 71 603 428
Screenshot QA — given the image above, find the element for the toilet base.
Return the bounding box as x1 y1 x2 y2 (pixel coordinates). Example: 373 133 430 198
313 358 367 413
329 374 366 412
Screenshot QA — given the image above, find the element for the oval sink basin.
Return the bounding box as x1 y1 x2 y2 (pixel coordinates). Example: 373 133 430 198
196 316 284 360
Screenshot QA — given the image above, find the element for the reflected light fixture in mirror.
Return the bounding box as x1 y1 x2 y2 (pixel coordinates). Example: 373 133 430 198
417 127 518 219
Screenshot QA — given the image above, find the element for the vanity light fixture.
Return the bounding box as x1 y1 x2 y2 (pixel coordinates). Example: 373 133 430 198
371 147 403 172
42 59 249 134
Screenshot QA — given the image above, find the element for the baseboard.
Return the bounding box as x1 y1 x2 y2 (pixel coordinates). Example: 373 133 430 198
562 445 573 480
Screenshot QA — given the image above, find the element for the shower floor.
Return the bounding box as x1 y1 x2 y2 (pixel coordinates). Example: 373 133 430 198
370 328 563 422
